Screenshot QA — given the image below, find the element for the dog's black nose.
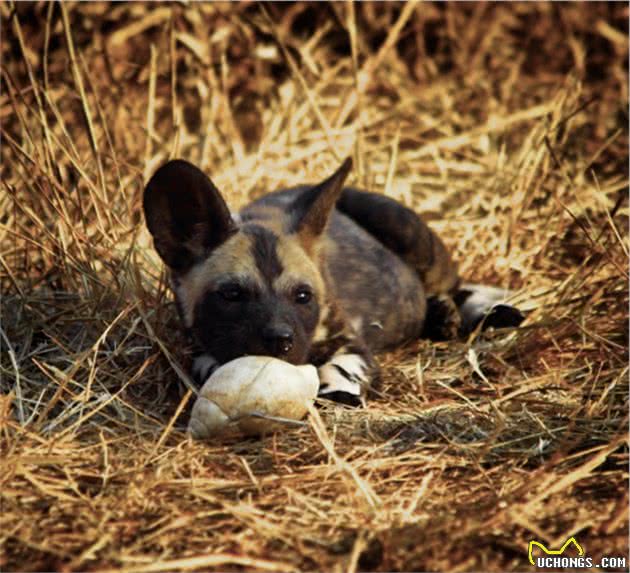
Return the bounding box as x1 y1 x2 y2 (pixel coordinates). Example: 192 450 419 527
262 324 294 356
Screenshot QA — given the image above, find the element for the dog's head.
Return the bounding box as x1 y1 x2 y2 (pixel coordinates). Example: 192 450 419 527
143 158 351 365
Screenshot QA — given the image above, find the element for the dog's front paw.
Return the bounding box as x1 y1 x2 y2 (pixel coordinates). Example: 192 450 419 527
191 354 219 385
317 354 371 407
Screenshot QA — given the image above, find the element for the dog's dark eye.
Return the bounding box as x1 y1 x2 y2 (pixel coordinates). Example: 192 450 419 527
219 284 246 302
294 286 312 305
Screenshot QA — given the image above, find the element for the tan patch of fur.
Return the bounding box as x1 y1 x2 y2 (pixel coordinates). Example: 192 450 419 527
294 228 317 256
274 235 331 340
244 205 287 231
273 236 326 298
313 305 330 342
175 233 262 327
273 236 325 288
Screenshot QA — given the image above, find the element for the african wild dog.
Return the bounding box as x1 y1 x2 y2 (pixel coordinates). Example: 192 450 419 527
143 158 523 406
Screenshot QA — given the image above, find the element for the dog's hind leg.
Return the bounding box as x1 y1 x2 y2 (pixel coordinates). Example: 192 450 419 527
337 188 463 340
336 188 460 296
337 188 524 338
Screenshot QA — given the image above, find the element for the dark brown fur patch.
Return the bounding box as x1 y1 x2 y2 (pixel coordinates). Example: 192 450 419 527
143 160 236 271
242 224 283 284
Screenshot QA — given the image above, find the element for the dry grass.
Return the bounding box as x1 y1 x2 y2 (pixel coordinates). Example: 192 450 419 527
1 2 628 572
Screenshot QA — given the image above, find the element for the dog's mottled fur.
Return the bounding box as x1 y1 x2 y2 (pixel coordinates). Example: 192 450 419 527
144 158 522 405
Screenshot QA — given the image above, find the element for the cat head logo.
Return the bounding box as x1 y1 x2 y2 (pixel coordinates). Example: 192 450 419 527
528 536 585 565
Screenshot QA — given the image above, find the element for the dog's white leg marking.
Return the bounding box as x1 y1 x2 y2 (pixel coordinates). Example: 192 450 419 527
230 211 242 226
318 353 369 406
192 354 219 384
348 315 364 336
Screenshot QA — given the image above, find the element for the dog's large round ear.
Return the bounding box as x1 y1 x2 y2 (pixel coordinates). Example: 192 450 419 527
143 160 236 272
289 157 352 249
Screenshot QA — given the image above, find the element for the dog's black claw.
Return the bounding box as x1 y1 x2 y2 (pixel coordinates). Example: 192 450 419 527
318 391 364 408
480 304 525 330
